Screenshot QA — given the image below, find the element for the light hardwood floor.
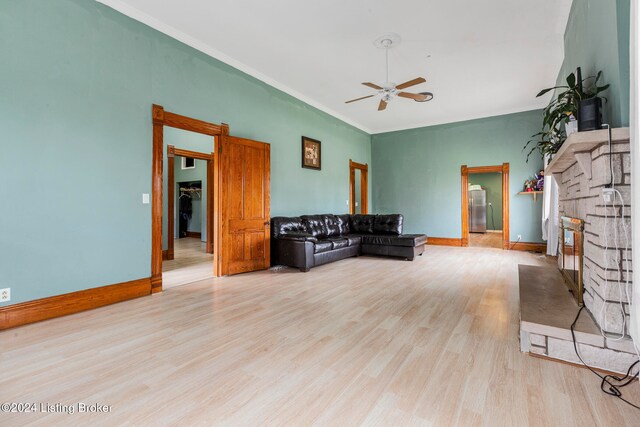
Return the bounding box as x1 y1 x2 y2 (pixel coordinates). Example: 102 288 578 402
162 237 214 289
1 246 638 426
469 231 503 249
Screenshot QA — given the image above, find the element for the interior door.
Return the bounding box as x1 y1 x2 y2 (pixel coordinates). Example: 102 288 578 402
221 136 271 275
349 160 368 214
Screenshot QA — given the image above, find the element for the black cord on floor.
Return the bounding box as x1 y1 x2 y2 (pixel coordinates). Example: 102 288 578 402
570 306 640 410
509 236 521 250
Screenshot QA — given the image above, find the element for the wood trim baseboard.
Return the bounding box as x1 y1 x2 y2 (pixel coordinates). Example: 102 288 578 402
0 278 152 330
510 241 546 252
162 250 169 260
185 231 202 239
427 237 463 247
151 274 162 294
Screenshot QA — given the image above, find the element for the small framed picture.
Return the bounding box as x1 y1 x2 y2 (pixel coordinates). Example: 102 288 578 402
301 136 321 170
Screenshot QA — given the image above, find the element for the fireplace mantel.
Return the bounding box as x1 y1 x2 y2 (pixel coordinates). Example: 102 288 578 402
547 127 630 179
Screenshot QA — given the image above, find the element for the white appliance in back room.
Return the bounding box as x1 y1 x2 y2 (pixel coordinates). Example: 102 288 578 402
468 188 487 233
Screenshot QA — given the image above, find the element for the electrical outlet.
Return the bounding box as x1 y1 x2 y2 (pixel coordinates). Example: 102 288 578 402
0 288 10 302
346 199 349 205
602 188 614 204
517 234 522 241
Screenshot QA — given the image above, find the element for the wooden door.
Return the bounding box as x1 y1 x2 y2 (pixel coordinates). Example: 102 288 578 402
221 136 271 275
349 160 368 214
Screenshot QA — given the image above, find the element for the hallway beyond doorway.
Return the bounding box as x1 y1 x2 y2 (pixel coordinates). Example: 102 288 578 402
162 237 214 289
469 230 503 249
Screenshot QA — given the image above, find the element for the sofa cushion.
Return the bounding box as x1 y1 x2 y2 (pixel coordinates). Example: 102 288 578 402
327 237 349 249
324 215 341 237
373 214 403 235
301 215 329 238
336 214 351 235
350 214 376 234
271 216 307 238
314 240 333 254
279 233 317 242
362 234 427 247
344 235 362 246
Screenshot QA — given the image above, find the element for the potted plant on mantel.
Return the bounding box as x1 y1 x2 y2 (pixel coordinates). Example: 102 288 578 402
524 68 609 163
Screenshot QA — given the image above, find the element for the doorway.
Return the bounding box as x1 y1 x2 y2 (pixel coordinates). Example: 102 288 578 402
166 146 214 259
461 164 510 249
163 146 215 289
349 160 368 214
151 105 272 292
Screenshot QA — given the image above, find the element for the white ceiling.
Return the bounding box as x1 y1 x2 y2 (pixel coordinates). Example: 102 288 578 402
98 0 573 134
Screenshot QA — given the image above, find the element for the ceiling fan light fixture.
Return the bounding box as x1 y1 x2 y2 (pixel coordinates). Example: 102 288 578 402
344 33 430 111
414 92 434 102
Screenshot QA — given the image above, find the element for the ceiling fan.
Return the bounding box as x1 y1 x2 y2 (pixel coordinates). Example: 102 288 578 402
345 34 433 111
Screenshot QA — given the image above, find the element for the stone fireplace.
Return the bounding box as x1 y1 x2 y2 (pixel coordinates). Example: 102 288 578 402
519 128 637 373
557 129 632 337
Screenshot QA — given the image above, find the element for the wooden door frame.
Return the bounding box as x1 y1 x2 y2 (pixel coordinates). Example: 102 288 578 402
349 160 369 214
152 104 228 293
461 163 510 249
167 146 215 260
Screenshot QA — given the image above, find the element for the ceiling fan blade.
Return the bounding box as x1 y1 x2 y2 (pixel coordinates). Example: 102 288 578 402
362 82 383 90
397 92 428 101
345 94 375 104
395 77 426 90
378 99 388 111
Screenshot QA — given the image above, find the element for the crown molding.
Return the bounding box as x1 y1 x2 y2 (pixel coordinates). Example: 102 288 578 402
370 104 547 135
97 1 554 138
96 0 373 134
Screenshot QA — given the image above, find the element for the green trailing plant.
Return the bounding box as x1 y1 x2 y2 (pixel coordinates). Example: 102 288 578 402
524 70 609 162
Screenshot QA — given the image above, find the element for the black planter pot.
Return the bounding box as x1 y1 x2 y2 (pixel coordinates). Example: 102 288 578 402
578 98 602 131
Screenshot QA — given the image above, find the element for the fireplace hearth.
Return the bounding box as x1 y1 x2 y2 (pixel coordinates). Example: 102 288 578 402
519 127 637 373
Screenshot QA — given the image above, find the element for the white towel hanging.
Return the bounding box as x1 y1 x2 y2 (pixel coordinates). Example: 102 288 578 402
542 173 559 256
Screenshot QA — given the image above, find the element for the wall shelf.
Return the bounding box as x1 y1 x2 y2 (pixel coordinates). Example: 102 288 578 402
518 191 543 202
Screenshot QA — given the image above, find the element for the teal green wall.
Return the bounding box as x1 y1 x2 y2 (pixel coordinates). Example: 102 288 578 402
371 110 544 242
469 173 503 231
556 0 630 127
2 0 629 308
0 0 370 306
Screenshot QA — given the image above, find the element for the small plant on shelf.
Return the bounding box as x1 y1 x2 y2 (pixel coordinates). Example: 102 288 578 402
524 69 609 162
